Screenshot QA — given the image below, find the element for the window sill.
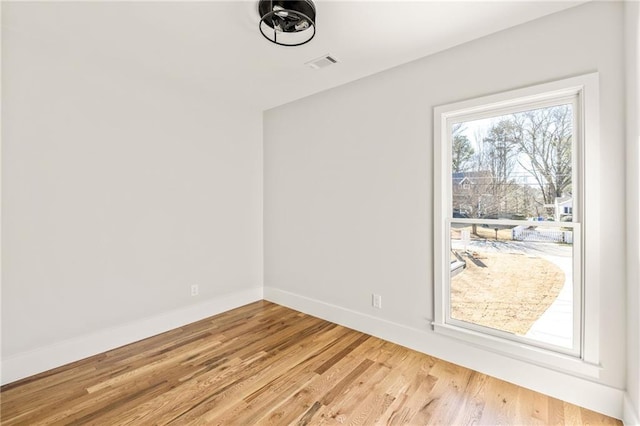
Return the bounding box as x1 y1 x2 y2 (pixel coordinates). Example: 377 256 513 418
432 322 602 379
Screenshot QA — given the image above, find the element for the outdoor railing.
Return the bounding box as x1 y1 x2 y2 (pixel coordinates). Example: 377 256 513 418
511 226 573 243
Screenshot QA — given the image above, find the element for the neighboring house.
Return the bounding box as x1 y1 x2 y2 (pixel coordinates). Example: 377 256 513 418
556 196 573 221
452 171 492 217
544 196 573 221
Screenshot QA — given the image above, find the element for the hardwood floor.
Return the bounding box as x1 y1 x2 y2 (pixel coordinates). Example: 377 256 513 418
1 301 621 425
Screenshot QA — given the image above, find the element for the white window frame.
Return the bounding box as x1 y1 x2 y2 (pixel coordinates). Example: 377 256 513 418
433 73 601 377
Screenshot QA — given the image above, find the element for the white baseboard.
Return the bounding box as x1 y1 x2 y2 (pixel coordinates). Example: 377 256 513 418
264 286 624 421
1 287 263 386
624 393 640 426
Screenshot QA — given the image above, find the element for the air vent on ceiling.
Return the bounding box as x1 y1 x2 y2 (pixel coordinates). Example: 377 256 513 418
305 54 338 69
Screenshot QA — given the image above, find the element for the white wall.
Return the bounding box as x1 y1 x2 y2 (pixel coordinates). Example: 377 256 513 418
625 2 640 425
1 9 263 383
265 2 627 418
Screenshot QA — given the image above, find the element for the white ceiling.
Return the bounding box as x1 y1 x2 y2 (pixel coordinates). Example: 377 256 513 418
3 1 586 110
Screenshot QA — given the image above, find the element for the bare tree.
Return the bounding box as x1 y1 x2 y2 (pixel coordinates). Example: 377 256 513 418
512 105 573 205
479 119 519 217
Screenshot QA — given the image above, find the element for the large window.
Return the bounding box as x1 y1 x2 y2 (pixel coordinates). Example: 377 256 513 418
434 74 601 374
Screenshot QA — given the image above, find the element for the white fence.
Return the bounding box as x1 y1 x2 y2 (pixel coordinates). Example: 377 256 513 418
511 226 573 243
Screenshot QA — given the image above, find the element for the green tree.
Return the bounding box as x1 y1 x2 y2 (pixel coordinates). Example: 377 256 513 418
451 123 475 173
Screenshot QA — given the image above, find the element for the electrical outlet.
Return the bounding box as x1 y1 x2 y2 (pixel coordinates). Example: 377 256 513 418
372 294 382 309
191 284 199 296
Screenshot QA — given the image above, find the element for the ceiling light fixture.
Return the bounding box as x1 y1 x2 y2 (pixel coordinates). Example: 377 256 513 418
258 0 316 47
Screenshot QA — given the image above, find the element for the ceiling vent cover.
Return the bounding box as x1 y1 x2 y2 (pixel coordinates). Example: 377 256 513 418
306 54 338 69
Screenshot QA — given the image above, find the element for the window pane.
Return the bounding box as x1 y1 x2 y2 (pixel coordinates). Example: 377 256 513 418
451 104 573 222
450 222 574 350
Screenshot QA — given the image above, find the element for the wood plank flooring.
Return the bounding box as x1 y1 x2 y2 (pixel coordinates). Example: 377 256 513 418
0 301 621 425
